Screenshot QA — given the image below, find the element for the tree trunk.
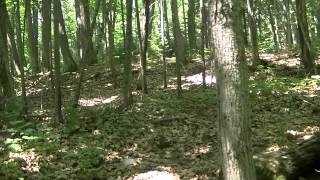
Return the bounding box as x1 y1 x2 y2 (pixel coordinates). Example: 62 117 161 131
171 0 183 97
163 0 172 52
208 0 257 178
77 0 97 65
283 0 293 49
160 0 167 89
106 0 118 89
25 0 40 74
53 0 63 123
42 0 51 72
188 0 196 54
120 0 126 47
33 0 39 72
242 9 249 47
0 1 15 109
247 0 260 68
200 0 206 87
267 5 279 52
123 0 133 106
295 0 314 74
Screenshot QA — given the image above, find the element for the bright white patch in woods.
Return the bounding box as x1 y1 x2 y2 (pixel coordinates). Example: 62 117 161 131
130 170 180 180
79 95 119 107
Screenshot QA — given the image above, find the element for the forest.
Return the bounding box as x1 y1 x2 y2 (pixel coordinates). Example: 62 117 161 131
0 0 320 179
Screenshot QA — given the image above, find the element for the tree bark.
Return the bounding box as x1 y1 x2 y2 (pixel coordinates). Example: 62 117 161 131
171 0 183 97
267 5 279 52
247 0 260 68
42 0 52 72
283 0 293 49
25 0 40 74
160 0 167 88
208 0 257 178
200 0 206 87
123 0 133 106
53 0 63 123
295 0 314 74
188 0 196 54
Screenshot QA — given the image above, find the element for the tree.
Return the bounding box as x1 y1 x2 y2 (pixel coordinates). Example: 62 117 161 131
208 0 257 178
283 0 293 49
247 0 260 68
25 0 40 74
296 0 314 74
200 0 206 87
123 0 133 106
171 0 183 97
160 0 167 88
53 0 63 122
0 1 15 109
42 0 51 72
188 0 196 54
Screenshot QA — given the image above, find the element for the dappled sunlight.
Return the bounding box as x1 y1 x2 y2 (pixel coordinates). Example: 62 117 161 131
128 170 180 180
185 144 211 158
8 150 41 173
286 126 320 141
260 53 300 67
79 95 119 107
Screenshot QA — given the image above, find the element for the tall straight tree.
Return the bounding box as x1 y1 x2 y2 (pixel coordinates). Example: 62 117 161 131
25 0 40 74
42 0 51 72
283 0 293 49
76 0 97 65
0 1 15 109
171 0 184 97
56 0 77 72
200 0 206 87
208 0 257 178
267 4 279 51
123 0 133 106
246 0 260 68
188 0 196 54
295 0 314 74
53 0 63 122
160 0 167 88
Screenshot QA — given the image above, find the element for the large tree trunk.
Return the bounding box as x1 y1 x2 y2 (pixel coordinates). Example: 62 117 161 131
283 0 293 49
0 1 15 110
188 0 196 54
295 0 314 74
247 0 260 68
25 0 40 74
33 0 39 72
267 5 280 52
160 0 167 89
163 0 172 52
56 0 77 72
200 0 206 87
123 0 133 106
42 0 52 72
53 0 63 123
171 0 183 97
77 0 97 65
208 0 257 179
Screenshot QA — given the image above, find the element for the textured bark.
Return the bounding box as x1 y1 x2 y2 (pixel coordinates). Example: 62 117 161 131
0 1 15 108
208 0 257 179
53 0 63 123
267 5 279 52
77 0 97 65
283 0 293 49
160 0 167 88
296 0 314 74
171 0 183 97
246 0 260 67
188 0 196 53
163 0 172 51
200 0 206 87
25 0 40 74
42 0 52 72
120 0 126 46
33 0 39 71
106 0 117 88
123 0 133 106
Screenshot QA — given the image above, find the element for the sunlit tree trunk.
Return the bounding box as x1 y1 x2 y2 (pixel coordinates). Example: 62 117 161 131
0 1 15 110
208 0 257 178
295 0 314 74
120 0 126 47
247 0 260 68
188 0 196 54
25 0 40 74
123 0 133 106
53 0 63 123
200 0 206 87
163 0 172 51
171 0 183 97
42 0 51 72
160 0 167 88
267 5 279 52
283 0 293 49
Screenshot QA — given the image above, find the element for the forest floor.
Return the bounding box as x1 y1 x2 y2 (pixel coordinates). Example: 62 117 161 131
1 52 320 180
